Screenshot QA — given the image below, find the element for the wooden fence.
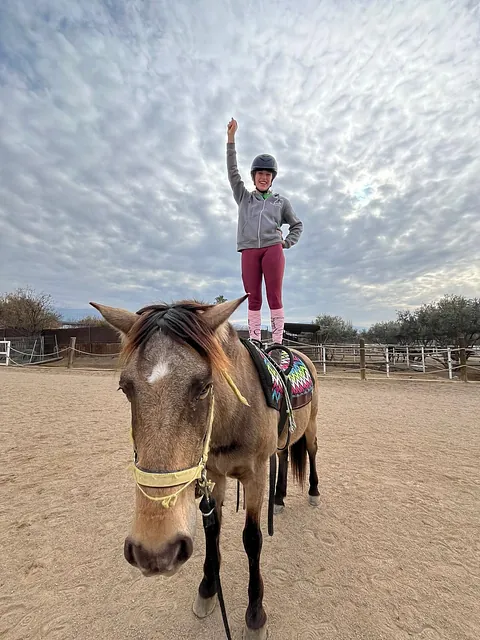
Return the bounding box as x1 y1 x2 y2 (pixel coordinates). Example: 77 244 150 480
2 326 478 381
282 337 478 382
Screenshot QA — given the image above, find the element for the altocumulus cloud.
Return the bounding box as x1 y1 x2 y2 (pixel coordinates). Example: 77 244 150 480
0 0 479 327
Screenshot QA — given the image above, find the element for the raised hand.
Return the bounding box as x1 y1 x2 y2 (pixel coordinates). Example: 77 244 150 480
227 118 238 141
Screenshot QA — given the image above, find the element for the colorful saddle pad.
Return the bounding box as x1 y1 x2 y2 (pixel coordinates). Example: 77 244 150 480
241 339 315 412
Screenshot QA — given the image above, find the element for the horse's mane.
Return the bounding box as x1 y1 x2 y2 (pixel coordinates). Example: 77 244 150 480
121 300 230 371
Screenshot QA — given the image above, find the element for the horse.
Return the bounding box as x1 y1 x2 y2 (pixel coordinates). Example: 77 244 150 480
90 295 320 639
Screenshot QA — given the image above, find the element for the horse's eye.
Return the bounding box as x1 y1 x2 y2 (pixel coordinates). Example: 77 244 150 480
198 383 212 400
118 379 133 400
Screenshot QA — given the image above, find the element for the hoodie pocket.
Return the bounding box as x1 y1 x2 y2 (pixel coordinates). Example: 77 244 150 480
241 216 260 243
260 202 283 244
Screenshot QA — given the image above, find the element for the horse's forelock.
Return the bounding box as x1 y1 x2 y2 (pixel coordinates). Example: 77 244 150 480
120 302 230 371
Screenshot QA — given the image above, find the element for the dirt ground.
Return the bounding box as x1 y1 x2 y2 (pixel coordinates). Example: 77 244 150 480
1 368 479 640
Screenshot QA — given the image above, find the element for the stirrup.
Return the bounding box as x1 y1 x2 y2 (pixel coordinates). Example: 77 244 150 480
265 343 294 375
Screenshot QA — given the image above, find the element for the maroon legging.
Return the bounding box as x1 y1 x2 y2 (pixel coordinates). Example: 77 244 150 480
241 243 285 311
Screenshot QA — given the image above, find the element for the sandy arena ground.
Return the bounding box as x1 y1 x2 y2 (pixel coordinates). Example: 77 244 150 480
1 368 479 640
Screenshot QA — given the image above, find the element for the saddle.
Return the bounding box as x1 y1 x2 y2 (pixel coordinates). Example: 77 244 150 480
240 338 315 439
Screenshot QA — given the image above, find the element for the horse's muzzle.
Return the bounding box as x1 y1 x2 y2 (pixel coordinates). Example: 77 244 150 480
124 535 193 576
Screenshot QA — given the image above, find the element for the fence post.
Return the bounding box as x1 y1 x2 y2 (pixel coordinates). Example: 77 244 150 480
385 347 390 378
459 337 468 383
67 337 76 369
447 347 453 380
421 346 426 373
406 345 410 369
359 338 366 380
322 346 327 375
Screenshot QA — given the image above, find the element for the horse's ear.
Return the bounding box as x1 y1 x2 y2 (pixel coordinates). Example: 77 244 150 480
202 295 248 332
89 302 137 335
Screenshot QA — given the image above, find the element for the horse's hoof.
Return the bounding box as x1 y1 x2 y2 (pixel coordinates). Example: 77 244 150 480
192 593 217 618
243 624 269 639
273 504 284 515
308 494 320 507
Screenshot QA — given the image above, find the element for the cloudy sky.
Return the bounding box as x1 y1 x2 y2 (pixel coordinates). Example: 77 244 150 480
1 0 479 328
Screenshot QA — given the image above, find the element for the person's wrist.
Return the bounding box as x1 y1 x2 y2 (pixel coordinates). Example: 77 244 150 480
227 136 235 144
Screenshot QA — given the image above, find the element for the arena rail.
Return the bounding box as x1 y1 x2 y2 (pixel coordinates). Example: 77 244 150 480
3 334 478 383
282 337 478 383
0 338 66 366
0 340 11 366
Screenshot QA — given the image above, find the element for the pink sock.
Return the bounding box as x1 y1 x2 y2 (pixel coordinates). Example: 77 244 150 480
271 308 285 344
248 309 262 341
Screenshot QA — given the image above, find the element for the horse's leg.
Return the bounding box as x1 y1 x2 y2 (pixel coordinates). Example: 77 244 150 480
242 469 268 639
305 417 320 507
273 448 288 514
193 473 226 619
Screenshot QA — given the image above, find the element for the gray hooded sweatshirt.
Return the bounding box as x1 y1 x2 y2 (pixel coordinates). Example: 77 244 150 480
227 142 303 252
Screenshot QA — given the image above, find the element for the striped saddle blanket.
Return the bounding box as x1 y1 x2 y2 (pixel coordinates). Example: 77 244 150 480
241 339 315 412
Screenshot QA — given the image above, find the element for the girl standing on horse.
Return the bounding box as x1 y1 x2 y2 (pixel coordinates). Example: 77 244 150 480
226 117 303 348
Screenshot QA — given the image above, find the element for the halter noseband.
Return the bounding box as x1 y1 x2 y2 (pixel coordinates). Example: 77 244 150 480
129 371 249 508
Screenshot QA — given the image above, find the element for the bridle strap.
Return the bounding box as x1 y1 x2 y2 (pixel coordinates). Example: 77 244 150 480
134 467 203 507
133 464 202 488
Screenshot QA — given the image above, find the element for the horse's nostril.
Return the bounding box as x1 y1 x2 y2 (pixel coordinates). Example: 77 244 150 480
176 535 193 563
123 535 193 574
124 537 137 566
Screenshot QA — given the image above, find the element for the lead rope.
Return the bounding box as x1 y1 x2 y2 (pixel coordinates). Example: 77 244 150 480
199 488 232 640
268 452 277 536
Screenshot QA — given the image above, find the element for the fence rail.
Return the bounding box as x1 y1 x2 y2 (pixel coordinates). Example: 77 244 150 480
0 336 62 366
282 338 479 382
0 340 11 366
2 333 479 382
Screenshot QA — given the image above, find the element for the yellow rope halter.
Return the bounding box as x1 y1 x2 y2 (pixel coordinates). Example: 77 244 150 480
129 370 249 507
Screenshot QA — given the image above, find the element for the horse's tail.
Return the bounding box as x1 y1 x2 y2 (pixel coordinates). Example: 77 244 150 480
290 434 307 488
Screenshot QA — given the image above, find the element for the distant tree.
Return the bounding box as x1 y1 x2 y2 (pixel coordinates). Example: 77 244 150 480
396 295 480 349
214 295 227 304
314 314 358 343
0 286 61 333
396 307 436 346
362 320 401 344
74 314 109 327
430 295 480 347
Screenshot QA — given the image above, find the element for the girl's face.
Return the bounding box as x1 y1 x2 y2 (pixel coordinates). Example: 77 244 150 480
254 170 273 192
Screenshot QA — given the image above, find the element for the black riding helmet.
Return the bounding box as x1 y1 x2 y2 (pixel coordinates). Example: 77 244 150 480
250 154 278 181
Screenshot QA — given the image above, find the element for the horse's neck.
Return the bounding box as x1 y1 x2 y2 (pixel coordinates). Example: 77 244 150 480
221 331 250 370
210 335 259 451
216 332 257 407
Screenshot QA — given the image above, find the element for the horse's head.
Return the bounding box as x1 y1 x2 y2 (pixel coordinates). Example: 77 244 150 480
91 295 247 577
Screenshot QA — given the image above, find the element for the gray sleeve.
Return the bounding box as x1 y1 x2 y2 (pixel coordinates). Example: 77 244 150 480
226 142 249 204
281 198 303 248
